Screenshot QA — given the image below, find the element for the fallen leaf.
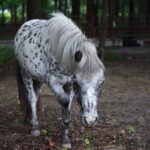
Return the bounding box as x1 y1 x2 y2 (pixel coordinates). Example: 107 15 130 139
119 129 126 135
48 140 55 147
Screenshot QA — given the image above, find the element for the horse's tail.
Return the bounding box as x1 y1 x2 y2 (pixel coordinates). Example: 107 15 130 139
16 61 31 123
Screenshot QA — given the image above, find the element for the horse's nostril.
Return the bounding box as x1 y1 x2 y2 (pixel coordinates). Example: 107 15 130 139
95 117 98 123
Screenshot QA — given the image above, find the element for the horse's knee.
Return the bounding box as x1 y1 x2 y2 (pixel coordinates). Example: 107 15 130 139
58 97 70 107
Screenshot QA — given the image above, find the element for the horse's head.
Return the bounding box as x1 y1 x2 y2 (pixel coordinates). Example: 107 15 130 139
73 42 105 127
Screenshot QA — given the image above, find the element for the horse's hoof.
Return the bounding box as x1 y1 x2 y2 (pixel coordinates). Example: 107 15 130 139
31 129 40 136
62 143 71 149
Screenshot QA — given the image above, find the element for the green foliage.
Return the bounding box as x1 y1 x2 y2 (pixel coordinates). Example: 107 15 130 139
83 131 95 141
41 129 48 135
83 132 94 150
0 46 15 68
126 126 135 132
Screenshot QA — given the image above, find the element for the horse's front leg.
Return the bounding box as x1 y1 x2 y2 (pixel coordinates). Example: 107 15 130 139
59 104 71 149
23 77 40 136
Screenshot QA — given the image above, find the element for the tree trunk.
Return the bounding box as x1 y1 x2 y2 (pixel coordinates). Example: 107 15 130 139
41 0 49 18
99 0 108 48
94 0 99 27
121 0 125 21
27 0 42 20
129 0 135 33
86 0 95 37
145 0 150 24
114 0 119 17
72 0 80 23
59 0 62 12
13 5 17 24
64 0 68 14
108 0 115 40
21 0 25 23
10 6 13 24
1 4 5 24
54 0 58 9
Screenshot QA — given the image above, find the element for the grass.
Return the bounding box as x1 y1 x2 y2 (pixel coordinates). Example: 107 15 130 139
0 46 15 68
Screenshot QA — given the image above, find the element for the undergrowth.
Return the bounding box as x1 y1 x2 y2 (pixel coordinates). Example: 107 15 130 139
0 46 15 68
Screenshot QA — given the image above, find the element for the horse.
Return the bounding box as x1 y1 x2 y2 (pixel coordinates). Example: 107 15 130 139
14 13 105 148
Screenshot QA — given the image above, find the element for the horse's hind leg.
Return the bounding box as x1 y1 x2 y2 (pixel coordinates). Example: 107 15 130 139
33 80 43 116
22 77 40 136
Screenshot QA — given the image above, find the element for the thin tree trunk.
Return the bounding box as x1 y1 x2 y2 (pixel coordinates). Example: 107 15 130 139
13 5 17 24
129 0 135 33
114 0 119 17
64 0 68 14
54 0 58 9
1 4 5 24
108 0 115 40
41 0 49 18
59 0 62 12
86 0 95 37
121 0 125 21
21 0 25 22
72 0 80 23
94 0 99 27
145 0 150 24
27 0 42 20
10 6 13 24
99 0 108 48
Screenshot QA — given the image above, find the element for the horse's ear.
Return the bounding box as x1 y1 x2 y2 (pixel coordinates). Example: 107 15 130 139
75 51 82 62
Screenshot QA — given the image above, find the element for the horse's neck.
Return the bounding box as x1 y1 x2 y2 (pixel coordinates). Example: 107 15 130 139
45 62 73 94
45 55 71 79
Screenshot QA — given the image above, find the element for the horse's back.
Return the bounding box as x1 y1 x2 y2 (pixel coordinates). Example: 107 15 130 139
14 19 47 79
14 19 46 49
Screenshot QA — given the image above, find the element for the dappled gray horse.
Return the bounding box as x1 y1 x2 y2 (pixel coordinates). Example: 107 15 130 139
14 13 105 148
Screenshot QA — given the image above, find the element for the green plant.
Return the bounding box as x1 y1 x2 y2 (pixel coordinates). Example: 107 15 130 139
41 129 48 135
0 46 15 68
83 132 94 150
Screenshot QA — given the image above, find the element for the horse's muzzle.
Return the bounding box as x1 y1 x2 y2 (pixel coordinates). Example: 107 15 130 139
82 115 98 127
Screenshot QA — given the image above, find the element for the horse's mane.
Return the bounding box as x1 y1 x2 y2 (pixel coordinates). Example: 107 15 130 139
46 13 104 77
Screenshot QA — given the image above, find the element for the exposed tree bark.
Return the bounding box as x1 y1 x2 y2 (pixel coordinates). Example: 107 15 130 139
121 0 125 21
54 0 58 9
1 4 5 24
10 6 13 24
108 0 115 40
99 0 108 48
21 0 25 23
72 0 80 23
114 0 119 17
145 0 150 24
13 5 17 24
64 0 68 14
94 0 99 27
86 0 95 37
59 0 62 11
41 0 49 18
129 0 135 33
27 0 42 20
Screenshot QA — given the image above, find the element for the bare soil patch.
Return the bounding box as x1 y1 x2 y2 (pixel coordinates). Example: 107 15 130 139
0 58 150 150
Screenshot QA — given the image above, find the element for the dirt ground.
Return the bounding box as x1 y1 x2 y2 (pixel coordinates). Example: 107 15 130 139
0 49 150 150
